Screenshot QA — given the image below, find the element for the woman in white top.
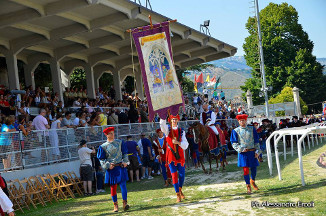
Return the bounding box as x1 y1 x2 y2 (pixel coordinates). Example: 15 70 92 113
34 93 41 107
49 114 63 161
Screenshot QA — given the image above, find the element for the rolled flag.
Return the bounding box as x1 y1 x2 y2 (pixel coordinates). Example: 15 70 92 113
197 73 204 83
205 74 210 83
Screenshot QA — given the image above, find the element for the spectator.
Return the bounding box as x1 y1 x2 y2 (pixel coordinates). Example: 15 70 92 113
91 151 105 193
34 92 41 107
128 103 139 123
0 95 10 116
55 101 64 114
125 135 141 182
63 87 70 106
73 112 81 127
140 106 149 123
140 134 154 180
118 109 128 124
73 97 81 107
32 109 50 131
220 90 225 100
49 114 63 161
108 109 118 125
0 115 16 169
32 108 50 162
79 112 88 127
17 115 32 159
78 140 95 195
17 102 29 120
98 111 107 126
61 112 75 128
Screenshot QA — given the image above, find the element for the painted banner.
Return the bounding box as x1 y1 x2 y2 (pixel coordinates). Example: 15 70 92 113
132 22 184 121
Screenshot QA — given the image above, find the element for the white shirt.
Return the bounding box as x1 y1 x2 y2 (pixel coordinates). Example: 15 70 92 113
159 119 189 150
78 147 93 166
23 107 30 114
35 96 41 103
203 89 208 94
137 139 143 155
0 187 14 214
73 100 81 107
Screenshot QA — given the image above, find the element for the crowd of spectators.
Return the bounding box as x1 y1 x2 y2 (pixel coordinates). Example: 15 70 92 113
1 84 325 171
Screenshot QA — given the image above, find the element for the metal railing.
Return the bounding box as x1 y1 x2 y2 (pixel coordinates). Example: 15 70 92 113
0 117 292 172
69 106 129 113
0 120 198 172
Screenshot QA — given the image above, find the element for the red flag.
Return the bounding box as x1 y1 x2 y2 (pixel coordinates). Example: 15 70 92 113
210 76 216 83
197 73 204 83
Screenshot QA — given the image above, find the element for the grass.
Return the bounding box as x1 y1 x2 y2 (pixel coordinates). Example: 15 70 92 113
16 141 326 216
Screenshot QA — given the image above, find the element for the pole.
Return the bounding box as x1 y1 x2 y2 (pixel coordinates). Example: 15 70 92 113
255 0 270 118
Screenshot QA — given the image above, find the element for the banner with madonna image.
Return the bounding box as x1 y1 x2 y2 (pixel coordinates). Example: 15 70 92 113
132 22 184 121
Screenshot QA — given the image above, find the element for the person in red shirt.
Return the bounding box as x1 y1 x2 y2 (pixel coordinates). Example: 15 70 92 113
153 129 172 187
160 114 189 203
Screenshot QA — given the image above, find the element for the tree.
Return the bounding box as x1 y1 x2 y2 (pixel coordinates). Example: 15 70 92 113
269 86 308 116
124 76 135 94
99 73 113 92
70 68 86 89
242 3 325 105
34 63 53 89
286 49 325 104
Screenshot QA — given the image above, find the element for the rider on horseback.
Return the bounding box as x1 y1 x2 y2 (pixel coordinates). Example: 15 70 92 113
200 104 219 136
160 114 189 203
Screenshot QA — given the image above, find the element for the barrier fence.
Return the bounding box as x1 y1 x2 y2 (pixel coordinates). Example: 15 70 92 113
0 120 198 172
266 122 326 186
0 117 289 172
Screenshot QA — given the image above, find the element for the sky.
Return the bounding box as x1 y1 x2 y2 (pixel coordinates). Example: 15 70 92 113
142 0 326 58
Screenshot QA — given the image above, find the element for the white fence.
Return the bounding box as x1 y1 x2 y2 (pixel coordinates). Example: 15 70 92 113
266 122 326 186
252 102 296 117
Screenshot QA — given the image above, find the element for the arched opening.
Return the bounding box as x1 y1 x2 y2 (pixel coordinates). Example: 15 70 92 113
122 76 135 95
99 72 113 92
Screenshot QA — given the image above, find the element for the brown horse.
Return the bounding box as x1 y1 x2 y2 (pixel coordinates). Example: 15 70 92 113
191 122 223 174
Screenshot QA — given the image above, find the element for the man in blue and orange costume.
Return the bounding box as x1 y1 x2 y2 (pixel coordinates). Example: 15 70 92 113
153 128 172 187
160 114 189 203
97 127 130 212
230 114 261 194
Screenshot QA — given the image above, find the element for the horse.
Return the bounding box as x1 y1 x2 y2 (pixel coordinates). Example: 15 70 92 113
191 122 225 174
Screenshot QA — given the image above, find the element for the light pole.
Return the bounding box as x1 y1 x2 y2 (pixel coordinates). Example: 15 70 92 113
255 0 270 118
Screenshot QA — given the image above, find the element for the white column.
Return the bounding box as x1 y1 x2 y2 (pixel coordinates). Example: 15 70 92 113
49 58 63 101
113 70 122 101
246 90 253 117
23 64 36 90
135 69 144 100
85 64 96 99
94 71 102 92
292 87 302 117
5 51 20 90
